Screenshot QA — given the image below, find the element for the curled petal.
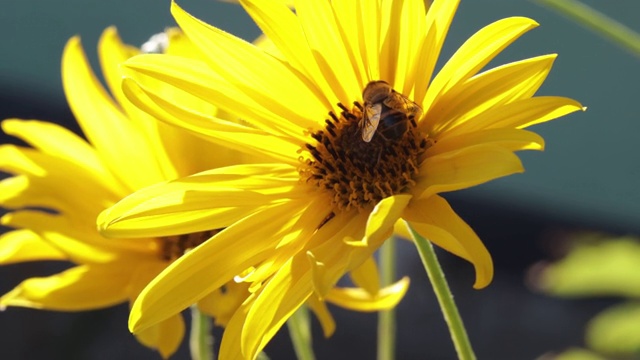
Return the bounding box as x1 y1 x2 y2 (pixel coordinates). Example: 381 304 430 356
404 196 493 288
306 295 336 337
325 276 410 311
349 256 380 296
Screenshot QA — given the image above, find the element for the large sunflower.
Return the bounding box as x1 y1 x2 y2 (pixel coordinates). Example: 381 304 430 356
99 0 584 358
0 28 249 357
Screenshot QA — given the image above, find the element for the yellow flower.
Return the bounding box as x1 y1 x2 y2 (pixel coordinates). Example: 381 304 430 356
0 27 247 358
99 0 584 358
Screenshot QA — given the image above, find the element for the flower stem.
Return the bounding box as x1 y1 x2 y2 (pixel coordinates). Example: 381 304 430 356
287 305 316 360
407 222 476 360
536 0 640 58
377 237 396 360
189 305 214 360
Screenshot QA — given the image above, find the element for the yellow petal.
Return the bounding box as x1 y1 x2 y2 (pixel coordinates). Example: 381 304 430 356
241 212 368 359
0 146 116 217
306 295 336 337
393 218 412 240
414 0 460 104
0 144 45 177
2 211 114 265
97 26 139 113
379 0 427 94
128 200 307 333
452 96 586 135
165 27 206 58
423 17 538 111
355 0 382 81
104 25 235 177
62 37 167 190
124 52 309 142
330 0 366 88
121 77 300 165
415 144 524 199
240 196 333 285
304 197 408 301
1 264 131 310
404 196 493 288
428 128 545 156
242 254 314 359
427 55 557 135
198 282 251 327
294 0 360 105
136 314 185 359
239 0 336 109
0 229 66 264
307 251 332 299
318 197 411 299
218 298 252 360
353 194 412 249
0 175 67 213
2 210 155 264
171 1 327 129
349 256 381 296
251 34 284 59
98 27 181 181
2 119 124 195
325 276 410 311
99 164 301 238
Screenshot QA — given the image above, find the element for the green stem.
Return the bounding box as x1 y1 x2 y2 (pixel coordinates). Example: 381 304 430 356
407 222 476 360
256 352 271 360
536 0 640 58
377 237 397 360
189 305 214 360
286 305 316 360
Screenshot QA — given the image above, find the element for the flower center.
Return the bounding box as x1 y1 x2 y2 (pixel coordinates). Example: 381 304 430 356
158 230 219 261
300 85 432 212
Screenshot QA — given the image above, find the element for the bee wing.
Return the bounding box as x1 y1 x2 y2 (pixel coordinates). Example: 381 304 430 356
361 103 382 142
384 92 423 119
407 101 423 119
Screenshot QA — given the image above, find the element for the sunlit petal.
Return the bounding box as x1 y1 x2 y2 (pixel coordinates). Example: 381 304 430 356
423 17 539 112
415 145 524 199
1 265 131 310
0 229 66 264
128 200 308 333
63 37 166 190
99 165 301 238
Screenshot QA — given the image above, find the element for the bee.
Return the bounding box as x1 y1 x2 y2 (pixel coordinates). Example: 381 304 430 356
359 80 422 142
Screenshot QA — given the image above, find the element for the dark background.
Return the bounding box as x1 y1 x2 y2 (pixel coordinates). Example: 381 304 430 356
1 0 638 359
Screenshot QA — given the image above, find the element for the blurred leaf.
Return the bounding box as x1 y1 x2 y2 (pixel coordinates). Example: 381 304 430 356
541 347 607 360
535 0 640 58
586 302 640 356
538 237 640 297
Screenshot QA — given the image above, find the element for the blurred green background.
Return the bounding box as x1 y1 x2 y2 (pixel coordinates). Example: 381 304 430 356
0 0 638 359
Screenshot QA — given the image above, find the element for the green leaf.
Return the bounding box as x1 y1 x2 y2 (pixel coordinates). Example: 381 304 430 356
546 347 607 360
537 237 640 298
586 302 640 356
